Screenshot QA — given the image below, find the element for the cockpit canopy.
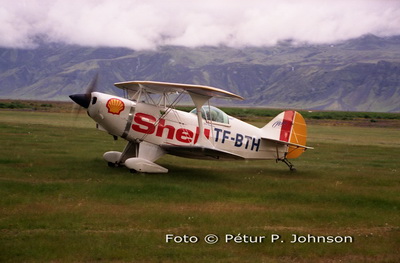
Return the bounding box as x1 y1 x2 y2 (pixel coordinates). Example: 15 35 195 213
190 106 229 124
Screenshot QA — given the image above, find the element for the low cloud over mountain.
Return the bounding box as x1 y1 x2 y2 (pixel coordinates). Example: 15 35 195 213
1 0 400 50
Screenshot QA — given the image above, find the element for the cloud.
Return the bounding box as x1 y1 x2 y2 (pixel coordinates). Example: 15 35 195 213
1 0 400 49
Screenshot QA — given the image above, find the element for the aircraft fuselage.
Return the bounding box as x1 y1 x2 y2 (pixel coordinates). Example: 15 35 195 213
88 92 286 160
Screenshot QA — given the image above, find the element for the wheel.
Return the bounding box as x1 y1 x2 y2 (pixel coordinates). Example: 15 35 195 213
108 162 118 168
129 169 137 174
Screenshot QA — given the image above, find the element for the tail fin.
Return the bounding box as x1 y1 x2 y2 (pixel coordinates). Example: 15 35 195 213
261 110 310 159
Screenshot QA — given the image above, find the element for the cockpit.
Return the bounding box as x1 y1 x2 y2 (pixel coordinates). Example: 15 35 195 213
190 105 229 124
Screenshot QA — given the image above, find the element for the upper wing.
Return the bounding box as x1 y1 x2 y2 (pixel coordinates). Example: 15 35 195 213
114 80 244 100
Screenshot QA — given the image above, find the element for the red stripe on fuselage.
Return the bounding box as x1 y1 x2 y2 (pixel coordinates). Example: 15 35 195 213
279 111 295 142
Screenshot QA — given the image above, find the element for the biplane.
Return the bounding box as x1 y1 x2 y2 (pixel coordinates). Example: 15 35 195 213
70 78 312 173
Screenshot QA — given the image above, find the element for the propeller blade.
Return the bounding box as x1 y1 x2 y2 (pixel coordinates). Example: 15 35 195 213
86 72 99 95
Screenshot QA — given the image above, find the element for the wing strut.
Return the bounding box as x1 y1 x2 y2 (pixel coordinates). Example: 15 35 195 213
188 92 212 147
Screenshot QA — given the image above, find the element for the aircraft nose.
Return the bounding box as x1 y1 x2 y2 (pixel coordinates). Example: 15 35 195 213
69 93 91 108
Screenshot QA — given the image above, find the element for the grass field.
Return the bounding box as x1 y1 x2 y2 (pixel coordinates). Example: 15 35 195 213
0 109 399 262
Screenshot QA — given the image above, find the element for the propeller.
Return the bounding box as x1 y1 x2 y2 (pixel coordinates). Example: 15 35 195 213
69 73 99 122
70 72 99 109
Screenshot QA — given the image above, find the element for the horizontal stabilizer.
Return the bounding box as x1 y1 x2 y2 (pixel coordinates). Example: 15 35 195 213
261 137 314 150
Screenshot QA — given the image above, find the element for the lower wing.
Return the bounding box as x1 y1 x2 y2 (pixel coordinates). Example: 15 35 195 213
161 145 245 160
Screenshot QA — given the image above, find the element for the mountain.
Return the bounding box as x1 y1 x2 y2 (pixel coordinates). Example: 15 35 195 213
1 35 400 112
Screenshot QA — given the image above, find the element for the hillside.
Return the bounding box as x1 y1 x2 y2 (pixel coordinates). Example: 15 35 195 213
1 35 399 112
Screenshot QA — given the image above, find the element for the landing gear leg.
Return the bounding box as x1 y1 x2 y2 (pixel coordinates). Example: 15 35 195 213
280 158 296 172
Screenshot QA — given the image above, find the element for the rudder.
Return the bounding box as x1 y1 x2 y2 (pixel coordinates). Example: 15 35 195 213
286 111 307 159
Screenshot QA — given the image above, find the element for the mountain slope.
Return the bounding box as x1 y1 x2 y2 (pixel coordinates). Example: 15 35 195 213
1 35 399 112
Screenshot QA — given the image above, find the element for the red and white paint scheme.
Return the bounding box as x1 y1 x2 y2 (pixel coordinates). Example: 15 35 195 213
70 80 312 173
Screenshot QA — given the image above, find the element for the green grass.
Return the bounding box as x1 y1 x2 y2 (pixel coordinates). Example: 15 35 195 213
0 110 399 262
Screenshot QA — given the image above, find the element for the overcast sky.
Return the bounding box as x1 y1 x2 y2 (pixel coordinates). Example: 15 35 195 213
1 0 400 50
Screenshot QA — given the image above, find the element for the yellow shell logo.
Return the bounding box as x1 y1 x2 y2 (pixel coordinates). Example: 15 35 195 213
106 98 125 115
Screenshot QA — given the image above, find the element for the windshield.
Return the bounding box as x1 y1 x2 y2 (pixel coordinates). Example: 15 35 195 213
190 105 229 124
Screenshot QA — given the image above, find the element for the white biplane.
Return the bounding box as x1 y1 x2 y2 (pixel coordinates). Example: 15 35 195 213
70 77 312 173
